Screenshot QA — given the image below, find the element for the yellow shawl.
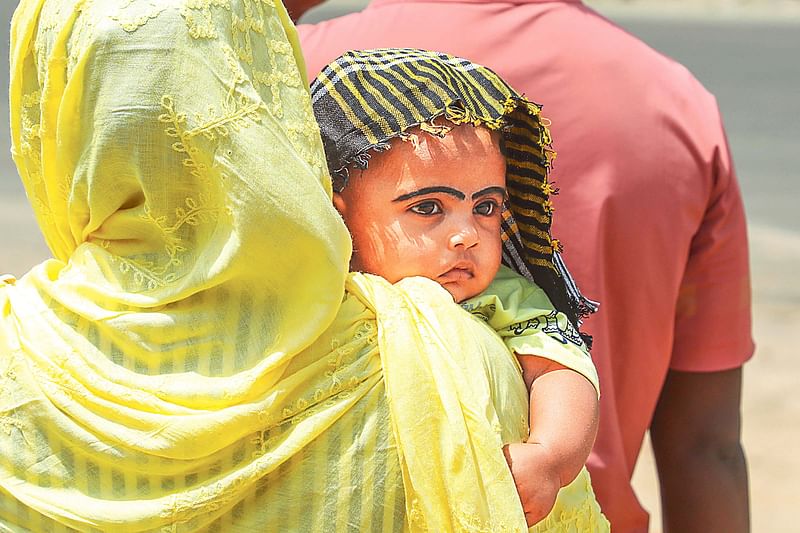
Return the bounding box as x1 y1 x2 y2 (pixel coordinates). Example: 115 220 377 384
1 1 545 531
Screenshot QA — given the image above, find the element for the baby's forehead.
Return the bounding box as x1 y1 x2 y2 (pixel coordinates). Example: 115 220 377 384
371 124 504 168
343 123 508 200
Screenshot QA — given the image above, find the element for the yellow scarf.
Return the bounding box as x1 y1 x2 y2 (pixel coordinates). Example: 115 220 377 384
1 1 538 531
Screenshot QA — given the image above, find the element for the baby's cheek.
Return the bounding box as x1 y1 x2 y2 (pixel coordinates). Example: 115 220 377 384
359 223 413 281
485 227 504 262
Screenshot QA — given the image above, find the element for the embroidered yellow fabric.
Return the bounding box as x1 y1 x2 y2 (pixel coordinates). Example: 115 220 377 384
1 1 608 531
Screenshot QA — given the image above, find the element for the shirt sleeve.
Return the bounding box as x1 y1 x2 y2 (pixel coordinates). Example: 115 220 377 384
463 265 600 395
671 112 755 372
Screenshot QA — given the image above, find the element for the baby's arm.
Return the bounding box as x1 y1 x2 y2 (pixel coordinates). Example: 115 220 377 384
463 265 600 525
504 354 598 526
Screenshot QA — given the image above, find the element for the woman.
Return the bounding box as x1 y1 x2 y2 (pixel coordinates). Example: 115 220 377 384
1 1 599 531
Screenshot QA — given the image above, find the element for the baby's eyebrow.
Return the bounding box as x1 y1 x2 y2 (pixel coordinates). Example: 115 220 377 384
471 186 507 200
393 186 466 202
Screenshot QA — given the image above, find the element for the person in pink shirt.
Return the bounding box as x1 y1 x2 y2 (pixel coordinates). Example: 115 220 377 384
293 1 755 532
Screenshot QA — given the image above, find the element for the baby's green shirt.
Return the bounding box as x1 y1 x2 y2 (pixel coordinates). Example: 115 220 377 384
462 265 600 395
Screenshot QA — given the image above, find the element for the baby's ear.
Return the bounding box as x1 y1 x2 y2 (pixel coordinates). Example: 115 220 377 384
332 192 347 215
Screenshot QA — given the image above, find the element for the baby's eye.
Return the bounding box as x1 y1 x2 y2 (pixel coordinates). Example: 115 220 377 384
474 200 499 216
409 201 442 216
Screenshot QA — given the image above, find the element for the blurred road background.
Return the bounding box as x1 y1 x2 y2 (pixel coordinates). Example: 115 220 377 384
1 1 798 531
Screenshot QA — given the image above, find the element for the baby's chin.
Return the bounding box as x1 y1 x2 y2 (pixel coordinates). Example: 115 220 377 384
439 281 486 304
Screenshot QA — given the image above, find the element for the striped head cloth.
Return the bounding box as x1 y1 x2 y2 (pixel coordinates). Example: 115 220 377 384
311 48 598 331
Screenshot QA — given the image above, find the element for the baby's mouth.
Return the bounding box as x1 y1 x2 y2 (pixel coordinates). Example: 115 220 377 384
439 263 474 282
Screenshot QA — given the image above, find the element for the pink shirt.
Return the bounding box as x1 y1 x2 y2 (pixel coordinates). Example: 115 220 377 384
300 1 754 530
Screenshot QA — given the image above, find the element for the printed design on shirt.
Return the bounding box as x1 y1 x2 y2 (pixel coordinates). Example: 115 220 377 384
508 310 584 348
460 301 495 322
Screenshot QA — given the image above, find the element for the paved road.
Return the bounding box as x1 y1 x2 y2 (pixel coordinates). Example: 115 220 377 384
1 3 799 273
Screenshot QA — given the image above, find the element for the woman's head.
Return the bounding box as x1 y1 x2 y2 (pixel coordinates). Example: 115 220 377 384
334 124 506 302
9 0 351 366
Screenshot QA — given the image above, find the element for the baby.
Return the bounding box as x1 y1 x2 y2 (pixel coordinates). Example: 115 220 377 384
312 48 607 528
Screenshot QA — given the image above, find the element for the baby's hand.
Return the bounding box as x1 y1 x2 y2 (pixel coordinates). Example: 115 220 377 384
503 442 561 527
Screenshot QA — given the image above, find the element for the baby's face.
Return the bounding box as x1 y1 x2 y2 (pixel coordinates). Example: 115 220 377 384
333 125 506 302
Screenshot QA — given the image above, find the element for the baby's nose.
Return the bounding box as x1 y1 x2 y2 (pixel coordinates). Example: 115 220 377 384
448 224 479 249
